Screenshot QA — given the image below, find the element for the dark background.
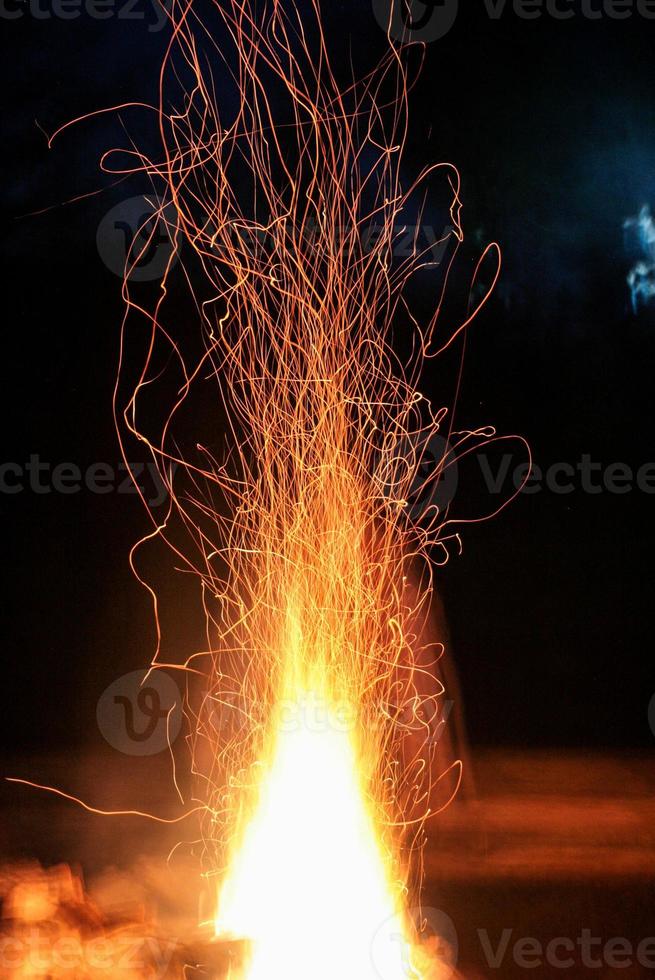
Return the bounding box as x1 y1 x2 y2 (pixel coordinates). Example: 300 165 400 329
1 0 654 760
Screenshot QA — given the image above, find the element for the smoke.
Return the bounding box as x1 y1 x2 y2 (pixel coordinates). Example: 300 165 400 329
624 204 655 314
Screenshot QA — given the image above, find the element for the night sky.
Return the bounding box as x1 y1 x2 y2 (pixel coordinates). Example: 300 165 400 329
1 0 655 761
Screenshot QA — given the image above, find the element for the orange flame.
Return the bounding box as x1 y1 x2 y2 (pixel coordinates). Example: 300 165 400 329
103 0 501 972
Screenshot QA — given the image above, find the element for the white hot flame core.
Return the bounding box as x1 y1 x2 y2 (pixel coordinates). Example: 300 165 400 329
216 695 416 980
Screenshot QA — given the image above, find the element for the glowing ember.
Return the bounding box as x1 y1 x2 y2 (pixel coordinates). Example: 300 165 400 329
0 864 181 978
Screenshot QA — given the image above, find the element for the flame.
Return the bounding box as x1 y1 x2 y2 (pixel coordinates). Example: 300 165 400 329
215 693 412 980
101 0 496 970
16 0 514 975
